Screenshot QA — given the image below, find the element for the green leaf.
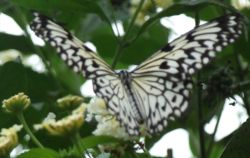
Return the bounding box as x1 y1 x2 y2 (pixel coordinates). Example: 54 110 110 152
0 61 62 103
188 128 200 157
209 145 224 158
24 66 61 103
80 135 121 149
0 33 34 53
11 0 111 26
0 61 27 102
17 148 60 158
91 22 168 67
220 118 250 158
0 61 63 130
42 47 84 95
122 23 168 65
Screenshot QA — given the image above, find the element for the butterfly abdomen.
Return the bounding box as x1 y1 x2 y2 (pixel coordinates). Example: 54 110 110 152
118 70 144 124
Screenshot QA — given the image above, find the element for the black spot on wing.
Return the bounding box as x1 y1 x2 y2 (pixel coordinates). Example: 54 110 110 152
159 61 170 69
161 44 174 52
92 61 99 68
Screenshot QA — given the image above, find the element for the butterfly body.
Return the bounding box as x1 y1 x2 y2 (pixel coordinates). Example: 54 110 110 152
30 12 244 135
117 70 144 123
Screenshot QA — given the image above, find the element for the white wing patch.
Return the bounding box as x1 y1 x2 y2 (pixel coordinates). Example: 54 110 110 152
30 12 244 136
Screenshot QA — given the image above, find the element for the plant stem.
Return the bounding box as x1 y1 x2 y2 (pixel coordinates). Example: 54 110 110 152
167 149 173 158
107 0 121 41
17 113 44 148
111 0 145 69
71 133 84 158
234 48 250 115
72 133 93 158
231 80 250 92
197 74 206 158
195 11 206 158
206 98 223 157
137 141 152 158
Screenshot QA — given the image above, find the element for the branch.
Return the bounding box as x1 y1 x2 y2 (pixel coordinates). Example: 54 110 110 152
111 0 145 69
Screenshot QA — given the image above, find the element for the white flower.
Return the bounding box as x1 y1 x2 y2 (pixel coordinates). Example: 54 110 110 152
87 98 129 140
88 97 109 115
93 116 129 140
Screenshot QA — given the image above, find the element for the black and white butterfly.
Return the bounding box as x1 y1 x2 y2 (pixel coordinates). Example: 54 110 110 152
30 12 243 135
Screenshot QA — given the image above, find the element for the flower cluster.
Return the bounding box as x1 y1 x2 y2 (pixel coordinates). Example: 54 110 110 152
2 92 131 153
0 125 23 157
34 101 86 136
86 98 129 140
35 95 129 139
57 95 84 110
2 92 30 113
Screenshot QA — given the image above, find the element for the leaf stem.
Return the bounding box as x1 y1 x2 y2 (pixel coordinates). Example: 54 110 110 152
17 113 44 148
111 0 145 69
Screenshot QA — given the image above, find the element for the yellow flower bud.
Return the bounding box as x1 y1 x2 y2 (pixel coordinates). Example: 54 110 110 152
34 104 86 136
57 95 84 110
2 93 31 113
0 125 22 157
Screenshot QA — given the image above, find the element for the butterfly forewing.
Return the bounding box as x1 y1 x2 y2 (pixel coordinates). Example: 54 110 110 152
132 13 244 79
30 12 114 79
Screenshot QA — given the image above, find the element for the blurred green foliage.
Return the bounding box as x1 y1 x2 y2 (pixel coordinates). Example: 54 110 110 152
0 0 250 158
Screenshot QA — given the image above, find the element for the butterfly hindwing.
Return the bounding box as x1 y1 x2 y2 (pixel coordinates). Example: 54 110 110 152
93 76 140 135
130 76 192 134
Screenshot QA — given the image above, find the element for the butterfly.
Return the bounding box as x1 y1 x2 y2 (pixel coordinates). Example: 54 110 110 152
30 12 243 135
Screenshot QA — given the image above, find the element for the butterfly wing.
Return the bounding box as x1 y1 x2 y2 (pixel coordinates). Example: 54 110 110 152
93 76 140 135
133 13 243 79
30 12 140 135
130 76 192 134
30 12 113 79
130 13 243 134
